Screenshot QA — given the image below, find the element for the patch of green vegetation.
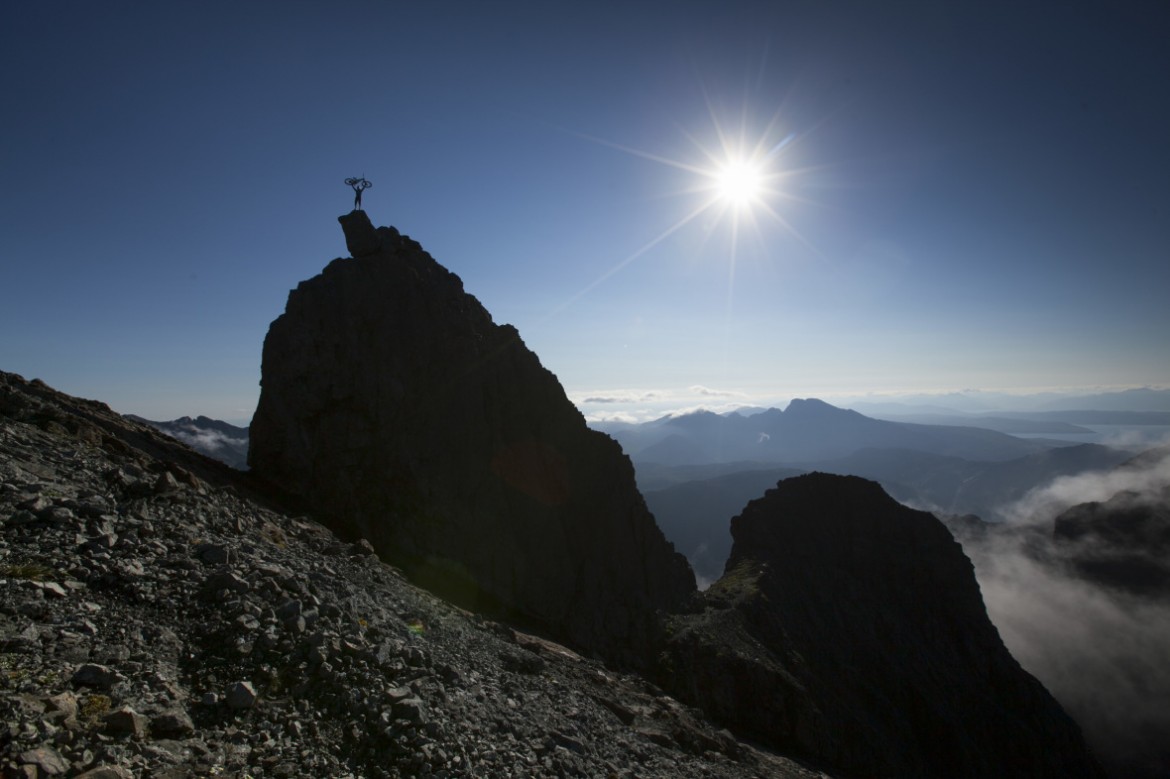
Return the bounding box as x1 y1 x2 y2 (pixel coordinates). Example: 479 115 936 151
1 562 55 581
35 668 63 686
0 652 29 684
259 522 288 548
0 654 63 689
79 693 112 726
707 560 762 601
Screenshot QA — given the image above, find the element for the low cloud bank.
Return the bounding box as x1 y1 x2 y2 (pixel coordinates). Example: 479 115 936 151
977 542 1170 775
171 427 248 455
688 385 746 398
572 386 768 424
999 446 1170 528
156 421 250 470
967 448 1170 777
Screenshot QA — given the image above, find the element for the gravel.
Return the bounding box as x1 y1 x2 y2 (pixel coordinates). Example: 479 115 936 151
1 376 830 779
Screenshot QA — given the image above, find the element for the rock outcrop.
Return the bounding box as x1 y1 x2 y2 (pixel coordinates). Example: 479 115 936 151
660 473 1105 778
249 213 694 666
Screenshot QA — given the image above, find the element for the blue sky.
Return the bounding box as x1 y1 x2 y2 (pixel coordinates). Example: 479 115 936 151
2 1 1168 424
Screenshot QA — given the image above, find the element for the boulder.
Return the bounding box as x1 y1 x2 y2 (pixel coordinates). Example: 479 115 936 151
18 747 69 776
151 707 196 737
71 663 121 690
226 681 257 710
103 706 147 737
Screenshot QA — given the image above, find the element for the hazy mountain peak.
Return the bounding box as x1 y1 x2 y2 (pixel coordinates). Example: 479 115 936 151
663 409 724 428
784 397 847 415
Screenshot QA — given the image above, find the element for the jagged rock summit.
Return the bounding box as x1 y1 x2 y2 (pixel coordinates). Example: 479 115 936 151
661 473 1105 778
250 212 694 665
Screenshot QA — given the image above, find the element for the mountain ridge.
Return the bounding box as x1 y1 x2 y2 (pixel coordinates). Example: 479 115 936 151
606 398 1062 465
645 442 1136 585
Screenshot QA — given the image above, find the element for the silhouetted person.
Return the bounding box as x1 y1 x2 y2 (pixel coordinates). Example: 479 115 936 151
345 176 372 211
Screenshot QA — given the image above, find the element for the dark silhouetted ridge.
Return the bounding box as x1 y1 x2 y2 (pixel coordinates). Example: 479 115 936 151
660 473 1105 778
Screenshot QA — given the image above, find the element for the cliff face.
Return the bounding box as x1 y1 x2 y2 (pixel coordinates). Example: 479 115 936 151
661 473 1104 778
249 212 694 665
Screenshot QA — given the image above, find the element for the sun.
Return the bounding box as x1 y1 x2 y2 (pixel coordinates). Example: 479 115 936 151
551 100 813 313
713 158 765 208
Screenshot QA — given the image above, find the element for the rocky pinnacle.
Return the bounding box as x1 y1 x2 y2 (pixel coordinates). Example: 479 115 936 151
249 213 695 668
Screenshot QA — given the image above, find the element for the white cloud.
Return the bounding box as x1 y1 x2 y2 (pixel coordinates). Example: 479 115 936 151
583 410 645 424
1000 447 1170 528
965 448 1170 772
571 389 663 405
572 385 769 425
688 385 747 398
975 538 1170 771
171 427 248 454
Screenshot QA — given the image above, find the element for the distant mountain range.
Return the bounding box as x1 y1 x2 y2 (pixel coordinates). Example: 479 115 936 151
1033 387 1170 412
865 409 1170 428
126 414 249 470
596 398 1072 466
645 443 1136 585
845 386 1170 415
608 399 1155 586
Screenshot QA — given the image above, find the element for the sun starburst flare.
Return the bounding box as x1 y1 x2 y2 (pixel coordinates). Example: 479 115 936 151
548 94 826 317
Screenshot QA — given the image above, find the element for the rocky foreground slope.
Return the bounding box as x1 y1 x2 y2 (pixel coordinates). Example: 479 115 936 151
1 371 824 778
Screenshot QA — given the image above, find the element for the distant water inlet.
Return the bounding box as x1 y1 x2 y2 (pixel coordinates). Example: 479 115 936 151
1012 424 1170 448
